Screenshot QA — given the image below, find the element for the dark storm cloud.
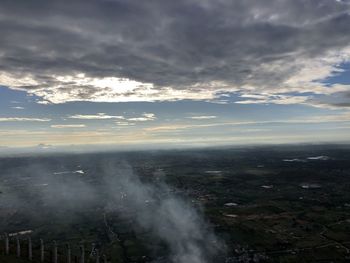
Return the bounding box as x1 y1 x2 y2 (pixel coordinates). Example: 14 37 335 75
0 0 350 102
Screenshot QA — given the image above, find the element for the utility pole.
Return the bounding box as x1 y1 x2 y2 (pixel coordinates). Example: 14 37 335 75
4 233 9 255
66 243 71 263
53 241 58 263
40 239 45 263
16 235 21 258
28 236 32 261
80 242 85 263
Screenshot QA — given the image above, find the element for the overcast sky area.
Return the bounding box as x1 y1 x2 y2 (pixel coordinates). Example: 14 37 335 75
1 0 350 152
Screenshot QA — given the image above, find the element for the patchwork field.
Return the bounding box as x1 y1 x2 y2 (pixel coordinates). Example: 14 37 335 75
1 144 350 262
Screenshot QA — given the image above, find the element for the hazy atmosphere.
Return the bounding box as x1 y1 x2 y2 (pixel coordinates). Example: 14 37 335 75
1 0 350 151
1 1 350 263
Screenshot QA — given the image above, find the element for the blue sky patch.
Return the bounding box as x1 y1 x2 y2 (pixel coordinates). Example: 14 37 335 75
318 62 350 86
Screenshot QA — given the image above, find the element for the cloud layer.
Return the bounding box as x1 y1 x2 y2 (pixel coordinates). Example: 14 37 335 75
0 117 51 122
0 0 350 105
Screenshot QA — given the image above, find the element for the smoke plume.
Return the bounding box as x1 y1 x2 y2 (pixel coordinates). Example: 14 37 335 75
0 157 223 262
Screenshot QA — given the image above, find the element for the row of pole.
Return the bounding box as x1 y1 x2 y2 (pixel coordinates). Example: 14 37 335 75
2 233 107 263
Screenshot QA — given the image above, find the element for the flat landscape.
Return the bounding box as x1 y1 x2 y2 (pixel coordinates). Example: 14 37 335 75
1 144 350 262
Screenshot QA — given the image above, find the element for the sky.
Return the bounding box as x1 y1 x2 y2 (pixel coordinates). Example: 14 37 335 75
1 0 350 151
